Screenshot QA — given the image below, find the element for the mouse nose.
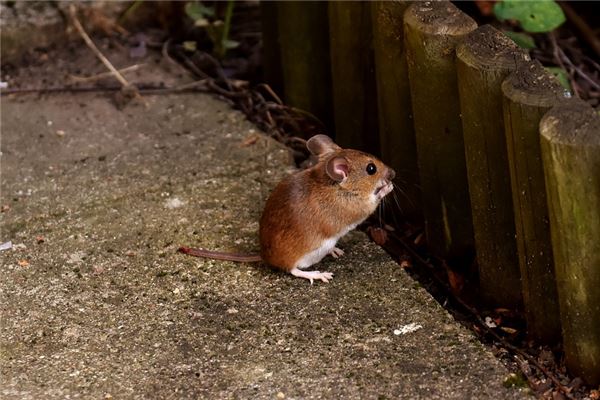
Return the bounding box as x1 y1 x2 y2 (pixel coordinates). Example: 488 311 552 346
386 168 396 181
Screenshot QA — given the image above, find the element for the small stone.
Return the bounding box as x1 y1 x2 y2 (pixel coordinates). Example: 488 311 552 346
164 197 185 209
276 392 285 399
56 130 65 137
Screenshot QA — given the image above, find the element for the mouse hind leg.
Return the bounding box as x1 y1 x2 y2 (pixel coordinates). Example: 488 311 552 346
290 268 333 284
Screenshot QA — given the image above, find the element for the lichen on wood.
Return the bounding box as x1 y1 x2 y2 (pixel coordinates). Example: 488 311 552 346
540 99 600 386
501 61 566 343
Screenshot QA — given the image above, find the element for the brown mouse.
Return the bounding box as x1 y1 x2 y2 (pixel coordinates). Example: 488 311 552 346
179 134 395 283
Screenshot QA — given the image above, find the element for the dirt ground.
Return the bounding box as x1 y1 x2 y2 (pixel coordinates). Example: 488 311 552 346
0 43 530 399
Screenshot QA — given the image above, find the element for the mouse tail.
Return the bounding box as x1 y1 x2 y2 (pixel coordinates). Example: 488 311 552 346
178 246 262 263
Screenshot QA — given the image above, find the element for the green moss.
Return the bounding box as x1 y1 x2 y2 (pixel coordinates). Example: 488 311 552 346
502 372 528 388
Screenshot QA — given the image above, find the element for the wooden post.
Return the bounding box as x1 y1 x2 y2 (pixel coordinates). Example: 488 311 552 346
501 61 567 343
260 1 284 97
371 1 422 222
329 2 379 155
540 99 600 386
277 1 333 133
404 1 477 259
456 25 529 310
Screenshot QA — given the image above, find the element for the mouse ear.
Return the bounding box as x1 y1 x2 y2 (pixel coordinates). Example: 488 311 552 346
306 135 341 156
326 157 349 182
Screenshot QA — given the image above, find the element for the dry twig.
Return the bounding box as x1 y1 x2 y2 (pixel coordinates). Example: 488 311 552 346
559 2 600 59
68 4 147 107
69 64 145 83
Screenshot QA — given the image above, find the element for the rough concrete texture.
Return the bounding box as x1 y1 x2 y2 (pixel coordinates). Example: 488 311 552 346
0 92 529 399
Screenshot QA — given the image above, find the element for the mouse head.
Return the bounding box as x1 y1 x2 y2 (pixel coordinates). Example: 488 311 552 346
306 135 395 204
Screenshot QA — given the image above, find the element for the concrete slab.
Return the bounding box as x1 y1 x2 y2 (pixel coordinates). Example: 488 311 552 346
0 92 529 399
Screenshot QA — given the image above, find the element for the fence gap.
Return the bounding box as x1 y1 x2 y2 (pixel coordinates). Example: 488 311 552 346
259 1 284 97
328 2 379 154
371 1 421 222
276 1 333 134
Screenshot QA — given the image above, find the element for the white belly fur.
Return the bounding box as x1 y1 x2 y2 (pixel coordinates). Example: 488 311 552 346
294 223 359 270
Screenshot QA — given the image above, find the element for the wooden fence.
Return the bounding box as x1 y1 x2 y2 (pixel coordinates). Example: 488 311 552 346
261 0 600 385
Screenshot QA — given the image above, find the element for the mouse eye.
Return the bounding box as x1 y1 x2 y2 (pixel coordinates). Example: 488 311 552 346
366 163 377 175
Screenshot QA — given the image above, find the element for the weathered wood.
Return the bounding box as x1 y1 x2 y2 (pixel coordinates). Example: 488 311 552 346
371 1 422 222
404 1 476 259
329 2 379 154
277 1 333 132
456 25 529 311
540 99 600 386
501 61 567 343
259 1 284 96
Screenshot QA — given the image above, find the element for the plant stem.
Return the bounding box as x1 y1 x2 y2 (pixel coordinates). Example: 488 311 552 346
220 0 235 59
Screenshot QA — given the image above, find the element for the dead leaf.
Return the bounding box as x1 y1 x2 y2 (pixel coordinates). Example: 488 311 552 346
474 0 496 16
445 262 465 294
413 232 424 246
500 326 518 335
589 389 600 400
383 223 395 231
241 134 259 147
18 259 29 267
367 227 388 246
36 236 45 244
125 250 136 257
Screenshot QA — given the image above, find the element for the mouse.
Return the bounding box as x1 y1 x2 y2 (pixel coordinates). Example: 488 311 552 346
179 134 395 283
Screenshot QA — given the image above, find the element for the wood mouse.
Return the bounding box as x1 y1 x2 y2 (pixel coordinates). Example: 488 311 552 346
179 134 395 283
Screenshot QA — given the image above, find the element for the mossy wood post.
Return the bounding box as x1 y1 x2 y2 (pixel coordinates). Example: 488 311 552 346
260 1 284 96
329 2 379 154
371 1 422 222
540 99 600 386
277 1 333 133
456 25 528 310
501 62 566 343
404 1 476 259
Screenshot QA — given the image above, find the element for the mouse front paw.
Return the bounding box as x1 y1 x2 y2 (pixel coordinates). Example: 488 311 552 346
329 247 344 259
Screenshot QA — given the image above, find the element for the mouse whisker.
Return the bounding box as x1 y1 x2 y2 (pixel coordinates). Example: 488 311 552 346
390 187 407 212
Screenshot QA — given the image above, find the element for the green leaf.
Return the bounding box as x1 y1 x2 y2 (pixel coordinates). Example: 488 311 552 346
185 2 215 22
494 0 565 33
222 39 240 50
504 31 536 49
545 67 572 92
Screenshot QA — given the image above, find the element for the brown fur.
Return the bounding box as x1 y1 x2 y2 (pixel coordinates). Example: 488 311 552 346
179 135 394 281
259 148 393 272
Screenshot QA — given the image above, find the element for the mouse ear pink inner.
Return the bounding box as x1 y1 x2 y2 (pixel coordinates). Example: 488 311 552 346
326 156 349 182
306 134 341 156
